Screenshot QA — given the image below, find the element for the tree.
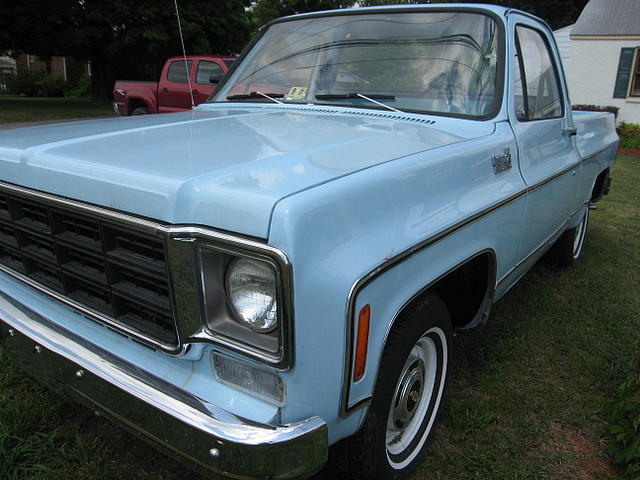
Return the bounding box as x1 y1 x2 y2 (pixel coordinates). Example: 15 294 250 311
0 0 252 102
1 0 589 102
358 0 588 30
251 0 351 29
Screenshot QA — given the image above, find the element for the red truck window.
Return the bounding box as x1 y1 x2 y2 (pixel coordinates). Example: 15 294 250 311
166 60 193 84
196 61 224 85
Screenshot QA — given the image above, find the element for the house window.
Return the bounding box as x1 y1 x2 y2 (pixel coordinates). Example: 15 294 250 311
630 48 640 97
613 47 640 98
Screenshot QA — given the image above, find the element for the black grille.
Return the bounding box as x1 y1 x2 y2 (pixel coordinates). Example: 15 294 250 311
0 192 177 346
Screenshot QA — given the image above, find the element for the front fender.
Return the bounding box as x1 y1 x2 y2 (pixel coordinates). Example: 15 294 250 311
268 122 525 440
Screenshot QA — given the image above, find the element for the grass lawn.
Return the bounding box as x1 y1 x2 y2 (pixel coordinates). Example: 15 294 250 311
0 154 638 480
0 96 115 123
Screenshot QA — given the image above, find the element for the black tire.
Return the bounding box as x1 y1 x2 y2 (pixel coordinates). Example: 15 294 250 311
551 206 589 268
131 106 149 115
332 292 452 480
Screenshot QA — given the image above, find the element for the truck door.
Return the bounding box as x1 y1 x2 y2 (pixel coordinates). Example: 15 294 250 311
158 59 194 113
192 60 226 105
508 15 580 261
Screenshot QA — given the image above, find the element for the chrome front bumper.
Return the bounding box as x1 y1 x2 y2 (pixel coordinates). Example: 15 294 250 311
0 292 328 479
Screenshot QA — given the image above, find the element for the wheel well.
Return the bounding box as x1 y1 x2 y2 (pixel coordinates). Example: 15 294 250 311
591 169 610 202
344 251 496 419
399 251 495 330
127 99 148 115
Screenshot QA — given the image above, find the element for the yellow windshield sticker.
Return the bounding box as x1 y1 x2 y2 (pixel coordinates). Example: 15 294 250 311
286 87 307 101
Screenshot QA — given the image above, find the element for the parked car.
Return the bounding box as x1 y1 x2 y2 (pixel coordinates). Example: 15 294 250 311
0 4 618 480
112 55 235 115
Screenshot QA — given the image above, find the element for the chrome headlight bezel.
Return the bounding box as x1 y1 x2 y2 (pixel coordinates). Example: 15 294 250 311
190 241 292 369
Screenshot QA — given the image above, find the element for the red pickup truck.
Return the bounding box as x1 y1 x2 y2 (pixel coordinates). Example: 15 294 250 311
113 55 235 116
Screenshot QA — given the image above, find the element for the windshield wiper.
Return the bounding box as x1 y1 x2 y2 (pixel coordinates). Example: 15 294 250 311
226 91 284 103
316 93 395 100
315 92 402 113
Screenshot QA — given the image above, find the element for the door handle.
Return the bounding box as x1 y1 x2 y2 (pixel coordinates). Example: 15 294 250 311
491 148 512 174
161 87 168 93
563 127 577 137
192 89 199 94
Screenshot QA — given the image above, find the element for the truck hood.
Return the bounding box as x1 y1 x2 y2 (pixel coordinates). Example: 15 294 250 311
0 105 493 238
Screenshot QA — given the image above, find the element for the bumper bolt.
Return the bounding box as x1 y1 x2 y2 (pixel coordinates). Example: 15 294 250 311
209 448 220 458
34 345 42 354
75 369 85 378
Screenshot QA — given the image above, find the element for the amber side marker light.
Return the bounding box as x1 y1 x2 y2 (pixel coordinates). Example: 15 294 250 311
353 304 371 382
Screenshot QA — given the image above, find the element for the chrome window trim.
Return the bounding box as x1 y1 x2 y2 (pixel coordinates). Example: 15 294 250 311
0 180 294 368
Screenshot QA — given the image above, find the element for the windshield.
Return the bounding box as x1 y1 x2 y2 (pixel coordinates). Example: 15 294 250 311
211 11 501 118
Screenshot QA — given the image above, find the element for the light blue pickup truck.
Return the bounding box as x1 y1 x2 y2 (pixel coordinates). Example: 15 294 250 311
0 4 618 480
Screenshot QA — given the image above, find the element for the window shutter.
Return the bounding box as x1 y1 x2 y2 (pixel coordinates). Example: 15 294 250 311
613 48 635 98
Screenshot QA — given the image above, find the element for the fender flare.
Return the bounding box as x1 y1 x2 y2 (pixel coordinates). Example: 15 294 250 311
340 248 497 417
126 95 155 115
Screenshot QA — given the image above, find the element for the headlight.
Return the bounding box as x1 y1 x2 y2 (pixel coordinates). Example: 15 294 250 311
225 258 278 332
199 246 284 363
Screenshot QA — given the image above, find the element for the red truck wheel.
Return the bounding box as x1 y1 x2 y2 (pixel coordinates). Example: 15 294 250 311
131 106 149 115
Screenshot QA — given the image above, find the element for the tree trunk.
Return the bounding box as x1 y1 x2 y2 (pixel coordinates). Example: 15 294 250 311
90 59 115 104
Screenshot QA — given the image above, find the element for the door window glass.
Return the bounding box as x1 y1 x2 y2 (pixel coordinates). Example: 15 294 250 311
166 60 193 83
196 61 224 85
514 26 562 121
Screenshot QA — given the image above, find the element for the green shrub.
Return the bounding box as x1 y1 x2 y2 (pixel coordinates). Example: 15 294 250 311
36 74 66 97
608 347 640 478
4 71 67 97
5 70 45 96
618 123 640 151
67 74 92 98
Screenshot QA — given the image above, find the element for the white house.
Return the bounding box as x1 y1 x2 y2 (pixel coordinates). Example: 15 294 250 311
553 23 574 68
564 0 640 123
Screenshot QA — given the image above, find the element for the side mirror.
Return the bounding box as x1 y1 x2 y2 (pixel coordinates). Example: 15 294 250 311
209 74 222 85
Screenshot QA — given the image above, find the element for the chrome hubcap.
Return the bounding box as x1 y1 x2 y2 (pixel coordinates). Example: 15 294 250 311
572 211 588 258
392 365 424 428
386 335 439 457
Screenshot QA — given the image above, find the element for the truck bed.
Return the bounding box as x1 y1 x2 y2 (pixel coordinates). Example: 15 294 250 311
573 110 619 159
